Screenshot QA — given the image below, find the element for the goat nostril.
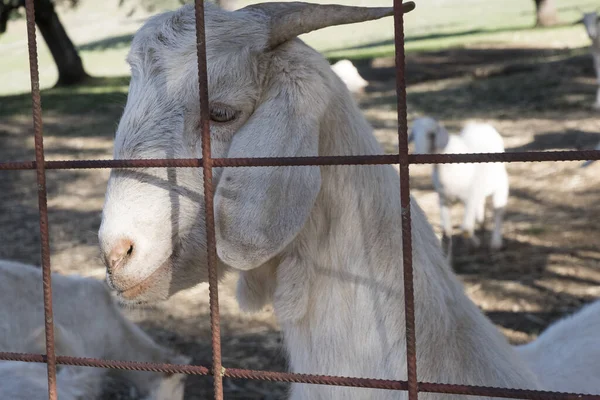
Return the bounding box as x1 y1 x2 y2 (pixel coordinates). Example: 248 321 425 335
107 239 134 272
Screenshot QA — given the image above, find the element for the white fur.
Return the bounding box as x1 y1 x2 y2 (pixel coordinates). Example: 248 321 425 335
410 117 509 257
0 322 106 400
516 300 600 395
0 260 190 400
331 59 368 93
98 3 599 399
0 361 106 400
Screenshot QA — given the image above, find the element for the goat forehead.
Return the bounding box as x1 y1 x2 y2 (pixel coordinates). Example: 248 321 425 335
128 4 267 66
126 4 266 100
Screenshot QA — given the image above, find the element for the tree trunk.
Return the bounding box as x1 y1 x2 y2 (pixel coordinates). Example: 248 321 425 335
215 0 237 11
34 0 89 86
534 0 558 27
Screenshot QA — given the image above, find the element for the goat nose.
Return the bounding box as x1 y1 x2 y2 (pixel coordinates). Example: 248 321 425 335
106 239 134 274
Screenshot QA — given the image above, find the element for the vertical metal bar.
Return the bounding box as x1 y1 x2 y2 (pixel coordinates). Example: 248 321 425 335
194 1 223 399
394 1 418 400
23 1 58 399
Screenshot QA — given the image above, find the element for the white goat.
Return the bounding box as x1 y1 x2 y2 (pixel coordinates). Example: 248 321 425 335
582 11 600 109
98 3 600 399
331 59 369 93
0 260 189 400
409 117 508 258
517 299 600 394
0 324 106 400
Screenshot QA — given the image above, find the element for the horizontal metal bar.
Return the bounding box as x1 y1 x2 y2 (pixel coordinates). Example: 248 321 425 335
410 150 600 164
0 352 210 375
225 369 600 399
225 368 600 399
418 382 600 400
1 150 599 172
1 352 598 399
0 159 204 171
224 368 408 390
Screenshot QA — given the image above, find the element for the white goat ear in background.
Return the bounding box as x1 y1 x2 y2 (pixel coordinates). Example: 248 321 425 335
435 123 450 150
214 84 322 271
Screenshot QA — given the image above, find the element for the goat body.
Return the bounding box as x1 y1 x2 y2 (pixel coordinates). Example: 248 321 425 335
0 260 189 400
517 300 600 395
0 359 106 400
410 118 508 257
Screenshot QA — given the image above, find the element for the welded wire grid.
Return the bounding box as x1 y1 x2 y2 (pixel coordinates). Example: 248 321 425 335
1 0 600 399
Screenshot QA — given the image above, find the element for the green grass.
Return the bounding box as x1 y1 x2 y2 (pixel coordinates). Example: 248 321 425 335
0 0 597 96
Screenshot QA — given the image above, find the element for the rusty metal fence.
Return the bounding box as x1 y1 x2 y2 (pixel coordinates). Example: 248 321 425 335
1 0 600 399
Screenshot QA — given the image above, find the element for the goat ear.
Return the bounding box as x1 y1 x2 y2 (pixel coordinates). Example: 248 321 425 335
214 78 323 271
435 123 450 149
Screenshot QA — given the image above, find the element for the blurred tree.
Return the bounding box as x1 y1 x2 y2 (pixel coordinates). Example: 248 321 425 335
534 0 558 27
0 0 89 86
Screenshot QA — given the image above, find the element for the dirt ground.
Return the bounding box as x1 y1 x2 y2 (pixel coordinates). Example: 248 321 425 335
1 47 600 399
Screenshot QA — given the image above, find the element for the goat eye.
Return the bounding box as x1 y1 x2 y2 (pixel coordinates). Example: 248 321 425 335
209 106 238 123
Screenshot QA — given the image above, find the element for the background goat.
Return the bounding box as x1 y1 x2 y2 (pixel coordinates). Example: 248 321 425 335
0 323 106 400
0 259 189 400
409 116 509 260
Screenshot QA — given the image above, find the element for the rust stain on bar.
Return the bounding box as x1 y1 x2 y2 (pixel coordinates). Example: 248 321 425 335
194 1 223 399
23 1 58 399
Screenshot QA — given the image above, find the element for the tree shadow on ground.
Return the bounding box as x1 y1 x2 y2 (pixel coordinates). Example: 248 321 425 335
351 47 593 85
508 129 600 152
78 34 135 52
393 66 595 120
0 76 128 264
139 318 288 400
0 76 130 123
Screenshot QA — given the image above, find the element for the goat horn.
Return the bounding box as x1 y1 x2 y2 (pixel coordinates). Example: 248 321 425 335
241 1 416 49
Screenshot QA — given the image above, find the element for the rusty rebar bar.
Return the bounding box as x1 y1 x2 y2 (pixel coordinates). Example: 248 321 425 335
394 1 418 400
4 350 599 400
2 350 600 399
23 1 58 399
224 368 408 391
2 150 600 172
194 1 223 399
0 352 210 374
